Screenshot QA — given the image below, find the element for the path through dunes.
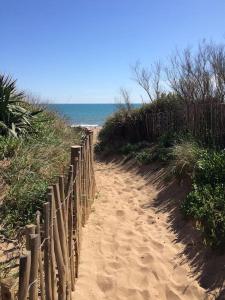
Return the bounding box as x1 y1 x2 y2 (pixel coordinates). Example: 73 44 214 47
72 159 208 300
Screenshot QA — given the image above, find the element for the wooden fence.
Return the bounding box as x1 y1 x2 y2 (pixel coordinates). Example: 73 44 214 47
0 129 96 300
123 102 225 147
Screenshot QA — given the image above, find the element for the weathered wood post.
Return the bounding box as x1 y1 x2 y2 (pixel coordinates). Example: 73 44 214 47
18 252 31 300
25 224 36 251
43 202 52 300
29 234 39 300
71 145 82 277
36 211 45 300
0 279 16 300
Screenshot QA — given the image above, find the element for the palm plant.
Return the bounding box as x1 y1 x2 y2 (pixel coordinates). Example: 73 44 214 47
0 75 41 137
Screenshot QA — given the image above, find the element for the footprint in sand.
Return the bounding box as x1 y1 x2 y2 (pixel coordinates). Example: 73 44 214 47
108 261 121 270
96 274 114 292
140 253 154 264
116 209 125 217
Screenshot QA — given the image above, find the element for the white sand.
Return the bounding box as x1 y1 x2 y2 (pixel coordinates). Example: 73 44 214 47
72 157 210 300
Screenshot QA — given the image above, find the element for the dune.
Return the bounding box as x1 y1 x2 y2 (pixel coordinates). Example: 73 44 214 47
72 157 210 300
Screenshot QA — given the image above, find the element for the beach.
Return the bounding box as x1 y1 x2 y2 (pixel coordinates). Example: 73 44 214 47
72 153 209 300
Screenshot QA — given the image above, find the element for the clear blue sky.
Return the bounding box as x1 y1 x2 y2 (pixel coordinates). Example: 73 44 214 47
1 0 225 103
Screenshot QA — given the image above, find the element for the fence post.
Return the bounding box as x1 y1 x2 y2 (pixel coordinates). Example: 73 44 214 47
67 164 76 291
48 187 57 300
58 175 72 299
43 202 52 300
53 183 67 265
50 190 66 299
29 234 39 300
36 211 45 300
0 279 15 300
70 145 81 278
18 252 31 300
25 224 36 251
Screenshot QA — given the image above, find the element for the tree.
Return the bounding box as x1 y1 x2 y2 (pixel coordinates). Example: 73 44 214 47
166 41 225 103
131 61 163 102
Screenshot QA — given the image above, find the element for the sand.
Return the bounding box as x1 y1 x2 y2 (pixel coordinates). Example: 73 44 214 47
71 155 214 300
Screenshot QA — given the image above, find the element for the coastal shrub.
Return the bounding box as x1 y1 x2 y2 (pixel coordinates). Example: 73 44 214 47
0 105 82 235
181 149 225 250
97 93 184 152
119 141 150 155
0 75 41 137
169 141 202 180
182 184 225 250
135 148 154 164
195 150 225 187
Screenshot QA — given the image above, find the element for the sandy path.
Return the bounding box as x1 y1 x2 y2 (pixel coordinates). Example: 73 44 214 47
72 160 207 300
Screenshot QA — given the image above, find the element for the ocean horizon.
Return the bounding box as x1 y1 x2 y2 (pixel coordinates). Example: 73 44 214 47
48 103 141 126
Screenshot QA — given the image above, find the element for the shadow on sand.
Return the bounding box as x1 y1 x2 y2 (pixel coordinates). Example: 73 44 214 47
96 153 225 299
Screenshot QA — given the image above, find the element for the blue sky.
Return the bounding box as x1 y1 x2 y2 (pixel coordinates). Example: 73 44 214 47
1 0 225 103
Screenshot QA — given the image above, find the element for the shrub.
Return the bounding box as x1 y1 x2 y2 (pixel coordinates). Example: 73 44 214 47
169 141 202 180
195 150 225 187
0 75 41 137
135 148 154 164
97 93 184 152
181 149 225 250
119 141 150 155
182 184 225 250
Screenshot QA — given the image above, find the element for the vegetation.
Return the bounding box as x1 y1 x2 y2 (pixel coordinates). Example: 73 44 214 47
97 41 225 251
169 141 202 180
0 76 82 236
0 75 41 137
182 150 225 250
96 92 183 152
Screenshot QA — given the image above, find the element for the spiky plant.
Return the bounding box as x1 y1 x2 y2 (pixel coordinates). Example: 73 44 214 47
0 74 41 137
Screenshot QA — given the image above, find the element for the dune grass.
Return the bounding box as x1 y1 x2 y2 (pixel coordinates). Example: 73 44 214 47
0 103 83 236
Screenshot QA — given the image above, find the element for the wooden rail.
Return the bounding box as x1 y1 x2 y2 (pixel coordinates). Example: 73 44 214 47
0 129 96 300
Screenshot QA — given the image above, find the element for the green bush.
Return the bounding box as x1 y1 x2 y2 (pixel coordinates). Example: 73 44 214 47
182 184 225 250
195 151 225 186
119 141 150 155
97 93 183 152
170 141 202 180
135 148 154 164
182 149 225 250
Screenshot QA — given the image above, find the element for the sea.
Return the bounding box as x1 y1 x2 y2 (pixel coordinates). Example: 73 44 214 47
48 103 140 126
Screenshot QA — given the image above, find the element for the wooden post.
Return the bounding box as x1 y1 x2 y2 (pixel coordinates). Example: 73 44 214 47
36 211 45 300
53 183 67 265
59 175 72 299
59 175 67 229
25 224 36 251
70 145 81 278
48 190 57 300
18 252 31 300
43 202 52 300
68 165 76 291
80 145 85 225
0 279 15 300
50 191 66 300
29 234 39 300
